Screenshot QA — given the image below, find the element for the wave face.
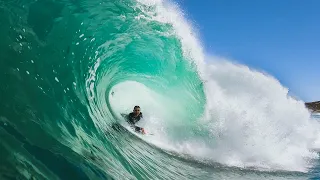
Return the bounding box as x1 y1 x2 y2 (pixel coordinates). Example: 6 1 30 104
0 0 319 179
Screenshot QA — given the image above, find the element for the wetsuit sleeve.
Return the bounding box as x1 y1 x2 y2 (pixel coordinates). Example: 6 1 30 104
127 113 134 124
135 113 143 123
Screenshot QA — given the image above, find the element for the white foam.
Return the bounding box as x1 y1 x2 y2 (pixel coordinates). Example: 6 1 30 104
199 60 320 171
130 0 320 172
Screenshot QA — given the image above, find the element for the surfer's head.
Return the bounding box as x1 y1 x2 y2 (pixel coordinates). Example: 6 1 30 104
133 106 141 116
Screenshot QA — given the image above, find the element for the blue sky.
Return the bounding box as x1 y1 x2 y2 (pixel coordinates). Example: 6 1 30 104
175 0 320 102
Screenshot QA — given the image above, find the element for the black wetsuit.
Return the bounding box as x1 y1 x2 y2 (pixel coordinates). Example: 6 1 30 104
127 112 143 132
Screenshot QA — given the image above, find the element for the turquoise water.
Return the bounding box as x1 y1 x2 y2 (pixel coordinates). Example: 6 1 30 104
0 0 319 179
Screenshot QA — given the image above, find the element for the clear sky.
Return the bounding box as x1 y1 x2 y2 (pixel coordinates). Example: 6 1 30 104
175 0 320 102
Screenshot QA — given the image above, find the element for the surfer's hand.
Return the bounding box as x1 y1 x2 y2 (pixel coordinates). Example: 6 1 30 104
141 128 146 134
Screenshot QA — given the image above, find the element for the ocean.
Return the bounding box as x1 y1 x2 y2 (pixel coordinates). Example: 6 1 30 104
0 0 319 179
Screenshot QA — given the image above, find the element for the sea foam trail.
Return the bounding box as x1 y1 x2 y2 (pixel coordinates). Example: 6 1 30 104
121 0 320 172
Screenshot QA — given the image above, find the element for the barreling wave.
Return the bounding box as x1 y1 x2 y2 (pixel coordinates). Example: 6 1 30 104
0 0 319 179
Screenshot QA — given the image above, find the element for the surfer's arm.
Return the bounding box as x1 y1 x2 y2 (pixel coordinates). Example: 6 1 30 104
135 113 143 123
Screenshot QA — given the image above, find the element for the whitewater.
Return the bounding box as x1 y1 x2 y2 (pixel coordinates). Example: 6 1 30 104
0 0 319 179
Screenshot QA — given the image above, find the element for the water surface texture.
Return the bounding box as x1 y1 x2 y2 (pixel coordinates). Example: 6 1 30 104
1 0 320 179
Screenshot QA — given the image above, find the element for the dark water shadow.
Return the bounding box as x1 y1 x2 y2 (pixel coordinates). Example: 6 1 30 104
0 121 114 180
